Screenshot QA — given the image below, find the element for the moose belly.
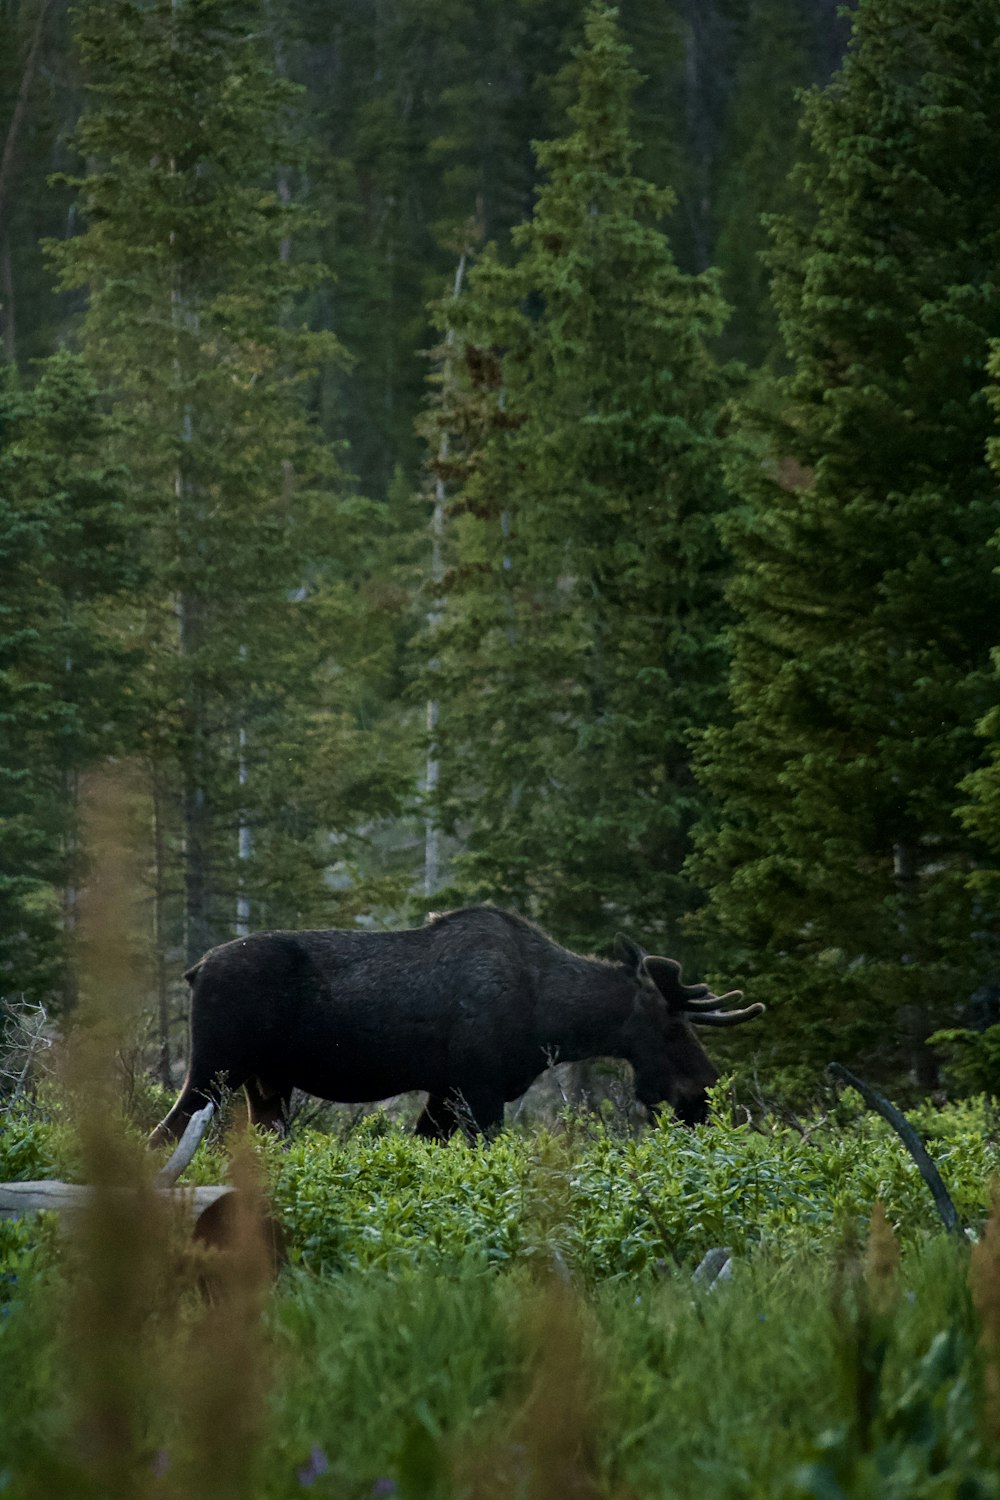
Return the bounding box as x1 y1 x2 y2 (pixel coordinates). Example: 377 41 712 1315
282 1023 446 1105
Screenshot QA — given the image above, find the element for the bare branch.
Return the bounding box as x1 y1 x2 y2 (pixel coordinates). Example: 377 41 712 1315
0 999 52 1110
827 1062 961 1236
154 1102 215 1187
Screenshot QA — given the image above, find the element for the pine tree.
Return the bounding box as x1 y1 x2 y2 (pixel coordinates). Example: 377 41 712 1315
295 0 582 500
425 1 733 952
0 352 137 1001
0 0 80 366
713 0 815 367
690 0 1000 1082
52 0 410 979
958 344 1000 913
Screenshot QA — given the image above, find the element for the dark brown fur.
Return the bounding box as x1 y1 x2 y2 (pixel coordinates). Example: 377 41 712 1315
150 906 763 1145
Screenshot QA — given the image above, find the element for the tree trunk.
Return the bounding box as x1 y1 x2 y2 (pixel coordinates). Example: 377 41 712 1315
0 0 54 236
424 252 466 897
1 237 15 362
180 634 214 967
151 761 172 1087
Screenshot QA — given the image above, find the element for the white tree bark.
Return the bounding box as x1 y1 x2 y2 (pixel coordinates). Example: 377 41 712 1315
424 252 467 897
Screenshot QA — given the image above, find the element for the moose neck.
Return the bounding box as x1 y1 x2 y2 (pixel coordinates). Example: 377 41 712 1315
538 953 635 1066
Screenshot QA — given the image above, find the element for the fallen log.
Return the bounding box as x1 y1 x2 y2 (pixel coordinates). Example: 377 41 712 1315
1 1102 225 1223
0 1103 287 1272
0 1179 233 1221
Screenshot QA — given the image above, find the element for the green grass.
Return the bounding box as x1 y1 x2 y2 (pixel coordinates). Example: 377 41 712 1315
2 1094 1000 1497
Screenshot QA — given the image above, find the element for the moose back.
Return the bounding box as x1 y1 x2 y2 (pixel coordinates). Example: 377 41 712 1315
150 905 764 1145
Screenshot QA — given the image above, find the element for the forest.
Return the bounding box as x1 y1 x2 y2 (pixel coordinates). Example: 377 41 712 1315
3 2 1000 1494
3 0 997 1099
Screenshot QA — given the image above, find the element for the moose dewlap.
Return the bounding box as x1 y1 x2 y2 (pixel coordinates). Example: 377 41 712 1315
150 906 764 1145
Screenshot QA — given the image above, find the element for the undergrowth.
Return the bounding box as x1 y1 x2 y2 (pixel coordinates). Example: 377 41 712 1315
3 1090 1000 1496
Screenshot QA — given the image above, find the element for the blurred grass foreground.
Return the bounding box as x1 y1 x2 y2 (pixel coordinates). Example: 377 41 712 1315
2 775 1000 1497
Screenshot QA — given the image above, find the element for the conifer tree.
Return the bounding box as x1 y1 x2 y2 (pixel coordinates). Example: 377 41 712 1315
425 2 733 951
713 0 814 367
691 0 1000 1080
296 0 582 499
52 0 409 973
958 344 1000 911
0 353 137 1000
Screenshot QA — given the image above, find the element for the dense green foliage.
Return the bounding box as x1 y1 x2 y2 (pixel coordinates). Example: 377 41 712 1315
1 0 999 1094
959 340 1000 894
6 0 1000 1487
425 6 733 951
3 1095 1000 1496
0 353 136 1001
51 0 413 970
690 0 1000 1078
3 1093 999 1275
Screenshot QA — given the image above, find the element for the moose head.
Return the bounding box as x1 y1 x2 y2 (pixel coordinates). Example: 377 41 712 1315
615 936 764 1125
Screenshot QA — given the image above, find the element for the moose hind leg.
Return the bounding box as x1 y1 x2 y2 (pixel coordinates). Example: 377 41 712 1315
245 1076 291 1137
149 1072 232 1149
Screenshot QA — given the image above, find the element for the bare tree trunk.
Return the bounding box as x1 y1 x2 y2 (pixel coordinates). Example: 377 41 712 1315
1 237 15 362
180 595 213 967
151 763 172 1087
236 719 251 937
61 764 79 1013
0 0 54 235
424 252 466 897
893 838 939 1090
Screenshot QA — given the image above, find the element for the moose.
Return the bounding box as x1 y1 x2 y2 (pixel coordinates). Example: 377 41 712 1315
149 905 764 1147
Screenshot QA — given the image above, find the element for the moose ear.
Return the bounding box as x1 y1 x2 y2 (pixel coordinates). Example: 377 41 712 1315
613 933 647 973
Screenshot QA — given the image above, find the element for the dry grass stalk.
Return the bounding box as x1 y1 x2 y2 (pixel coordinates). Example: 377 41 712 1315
864 1200 900 1315
171 1127 274 1500
49 769 168 1499
454 1277 606 1500
26 769 275 1499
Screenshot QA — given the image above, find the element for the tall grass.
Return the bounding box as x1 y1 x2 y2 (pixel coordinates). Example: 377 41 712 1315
1 772 276 1500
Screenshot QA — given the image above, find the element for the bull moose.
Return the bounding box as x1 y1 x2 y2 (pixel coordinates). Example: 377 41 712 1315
149 905 764 1146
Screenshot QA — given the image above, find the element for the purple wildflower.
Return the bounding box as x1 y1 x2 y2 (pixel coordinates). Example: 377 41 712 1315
150 1449 170 1478
369 1480 398 1498
297 1446 330 1488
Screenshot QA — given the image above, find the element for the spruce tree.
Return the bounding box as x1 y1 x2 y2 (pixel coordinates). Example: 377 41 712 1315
425 1 733 952
958 344 1000 914
0 353 137 1000
690 0 1000 1082
52 0 410 975
713 0 815 367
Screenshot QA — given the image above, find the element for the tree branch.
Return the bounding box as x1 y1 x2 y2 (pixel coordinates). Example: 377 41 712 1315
827 1062 961 1235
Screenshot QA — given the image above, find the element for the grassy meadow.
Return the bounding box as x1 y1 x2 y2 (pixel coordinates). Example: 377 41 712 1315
3 1086 1000 1499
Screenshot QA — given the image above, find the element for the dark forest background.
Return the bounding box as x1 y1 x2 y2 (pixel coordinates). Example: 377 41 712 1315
2 0 999 1101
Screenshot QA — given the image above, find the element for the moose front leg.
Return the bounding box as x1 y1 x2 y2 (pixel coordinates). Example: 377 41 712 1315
414 1093 455 1141
414 1087 504 1142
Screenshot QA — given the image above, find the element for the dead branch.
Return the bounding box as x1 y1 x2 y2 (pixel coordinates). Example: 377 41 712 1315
827 1061 962 1236
154 1101 216 1187
0 1178 233 1223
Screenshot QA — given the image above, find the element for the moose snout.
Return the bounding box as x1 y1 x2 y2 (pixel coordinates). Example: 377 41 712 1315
671 1091 710 1127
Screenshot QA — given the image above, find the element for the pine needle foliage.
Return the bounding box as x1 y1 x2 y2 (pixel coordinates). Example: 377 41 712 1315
0 353 138 1002
690 0 1000 1075
957 340 1000 908
49 0 410 962
424 1 734 950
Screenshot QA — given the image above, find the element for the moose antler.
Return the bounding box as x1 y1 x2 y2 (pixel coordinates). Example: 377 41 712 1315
642 957 765 1028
